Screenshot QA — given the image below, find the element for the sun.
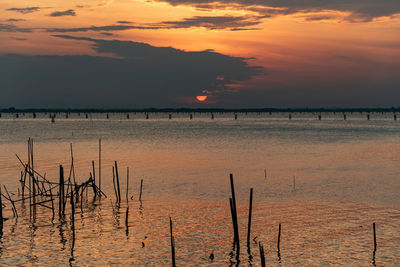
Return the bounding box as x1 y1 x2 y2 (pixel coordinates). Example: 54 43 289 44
196 95 207 102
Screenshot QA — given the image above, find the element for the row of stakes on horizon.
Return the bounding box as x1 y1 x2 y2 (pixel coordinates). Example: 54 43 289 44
0 112 398 122
0 141 380 267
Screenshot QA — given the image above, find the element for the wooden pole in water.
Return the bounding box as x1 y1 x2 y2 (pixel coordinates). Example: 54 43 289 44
70 182 75 241
373 222 377 251
170 217 176 267
114 161 121 204
112 167 118 202
99 139 101 194
247 188 253 252
229 174 240 259
92 160 96 189
293 176 296 191
229 198 238 245
59 165 64 219
259 242 265 267
277 223 281 251
30 139 36 217
139 179 143 202
125 206 129 234
49 186 55 221
126 167 129 204
0 187 3 224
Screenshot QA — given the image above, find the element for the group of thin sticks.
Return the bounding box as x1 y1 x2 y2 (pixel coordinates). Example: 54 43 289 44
169 173 378 267
0 138 146 233
110 161 144 235
0 140 379 266
0 138 106 229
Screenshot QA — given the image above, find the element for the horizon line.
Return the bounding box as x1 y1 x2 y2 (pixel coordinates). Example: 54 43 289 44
1 107 400 113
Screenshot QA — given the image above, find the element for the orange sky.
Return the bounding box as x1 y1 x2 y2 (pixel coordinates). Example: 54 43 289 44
1 0 400 107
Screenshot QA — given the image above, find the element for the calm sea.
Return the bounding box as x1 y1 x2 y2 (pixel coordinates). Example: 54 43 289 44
0 112 399 265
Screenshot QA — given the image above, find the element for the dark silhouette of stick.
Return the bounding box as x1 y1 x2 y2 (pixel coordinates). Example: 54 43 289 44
112 167 118 202
293 176 296 191
92 160 96 192
259 242 265 267
49 186 55 221
170 217 176 267
247 188 253 252
114 161 121 203
125 207 129 235
277 223 281 251
373 222 377 251
3 185 18 217
59 165 65 219
0 187 3 224
99 139 101 194
126 167 129 204
70 182 75 242
139 179 143 202
230 174 240 259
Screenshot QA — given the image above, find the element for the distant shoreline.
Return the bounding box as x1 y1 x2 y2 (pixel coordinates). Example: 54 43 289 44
0 107 399 113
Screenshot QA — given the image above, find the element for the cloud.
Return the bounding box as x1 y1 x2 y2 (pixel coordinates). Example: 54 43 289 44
49 9 76 17
157 15 261 30
11 37 28 40
100 32 113 36
0 23 32 32
45 24 159 33
45 15 262 33
6 18 26 22
301 13 341 21
0 35 262 108
6 7 40 14
153 0 400 22
117 21 133 24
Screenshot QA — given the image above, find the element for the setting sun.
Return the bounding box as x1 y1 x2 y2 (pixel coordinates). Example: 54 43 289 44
196 95 207 102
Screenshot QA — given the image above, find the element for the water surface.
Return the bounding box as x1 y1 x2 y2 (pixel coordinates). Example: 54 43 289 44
0 112 399 265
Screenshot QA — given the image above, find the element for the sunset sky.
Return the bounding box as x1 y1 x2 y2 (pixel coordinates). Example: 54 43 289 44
0 0 399 108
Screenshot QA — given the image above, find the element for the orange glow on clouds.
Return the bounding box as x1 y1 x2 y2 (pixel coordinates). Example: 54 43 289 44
196 95 207 102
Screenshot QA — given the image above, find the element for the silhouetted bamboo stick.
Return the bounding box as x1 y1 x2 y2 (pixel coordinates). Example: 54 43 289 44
69 143 76 185
59 165 65 219
229 174 240 258
3 185 18 217
99 139 101 194
70 182 75 241
170 217 176 267
139 179 143 202
293 176 296 191
49 186 55 221
373 222 377 251
115 161 121 203
259 242 265 267
112 166 118 202
125 207 129 235
92 160 96 189
229 198 237 244
277 223 281 251
21 169 26 198
247 188 253 252
126 167 129 203
0 187 2 224
28 139 32 217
